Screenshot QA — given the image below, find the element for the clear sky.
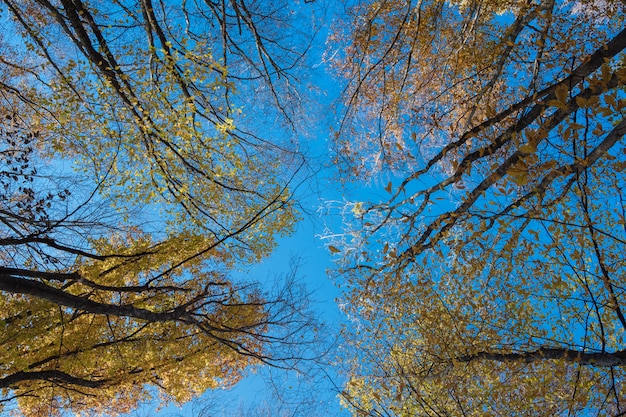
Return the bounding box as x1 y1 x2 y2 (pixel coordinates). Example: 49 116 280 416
143 215 352 416
125 109 355 416
118 2 355 414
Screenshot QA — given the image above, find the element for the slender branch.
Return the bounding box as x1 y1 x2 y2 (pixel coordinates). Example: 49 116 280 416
0 236 155 260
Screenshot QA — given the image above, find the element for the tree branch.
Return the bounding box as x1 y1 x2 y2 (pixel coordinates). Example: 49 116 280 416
0 273 184 322
0 370 107 389
459 347 626 367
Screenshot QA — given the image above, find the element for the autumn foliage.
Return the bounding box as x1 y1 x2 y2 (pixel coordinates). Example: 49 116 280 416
2 0 626 415
0 0 312 415
330 0 626 415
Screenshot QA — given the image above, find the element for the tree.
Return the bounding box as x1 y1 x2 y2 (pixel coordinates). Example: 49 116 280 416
2 0 311 251
329 0 626 415
0 1 318 415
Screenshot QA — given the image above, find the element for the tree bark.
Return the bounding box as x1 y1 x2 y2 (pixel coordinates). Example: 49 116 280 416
0 370 107 388
459 347 626 367
0 273 184 322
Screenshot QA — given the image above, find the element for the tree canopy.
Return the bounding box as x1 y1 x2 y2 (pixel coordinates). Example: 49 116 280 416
0 0 317 415
329 0 626 415
2 0 626 415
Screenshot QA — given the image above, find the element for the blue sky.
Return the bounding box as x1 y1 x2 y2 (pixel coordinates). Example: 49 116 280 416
125 107 354 417
123 2 356 413
144 219 351 416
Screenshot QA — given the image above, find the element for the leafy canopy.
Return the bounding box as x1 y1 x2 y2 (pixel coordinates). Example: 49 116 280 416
0 0 316 415
329 0 626 415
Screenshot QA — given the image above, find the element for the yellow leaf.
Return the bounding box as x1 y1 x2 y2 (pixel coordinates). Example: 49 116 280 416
328 245 341 253
555 84 568 105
